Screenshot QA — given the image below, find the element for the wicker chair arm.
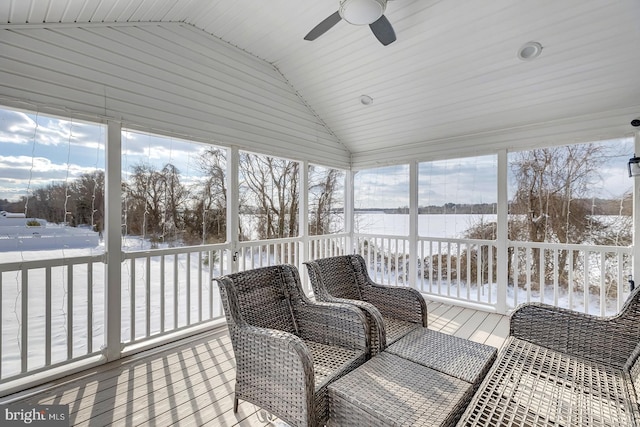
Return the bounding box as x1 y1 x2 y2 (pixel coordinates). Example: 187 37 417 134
361 285 428 327
295 301 370 353
231 323 316 426
315 297 386 355
510 303 640 367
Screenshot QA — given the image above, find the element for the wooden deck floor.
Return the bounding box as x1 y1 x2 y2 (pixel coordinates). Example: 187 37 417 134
6 301 510 426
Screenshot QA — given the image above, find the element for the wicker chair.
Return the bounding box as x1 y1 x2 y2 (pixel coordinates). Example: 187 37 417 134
215 264 370 427
458 286 640 426
305 254 428 355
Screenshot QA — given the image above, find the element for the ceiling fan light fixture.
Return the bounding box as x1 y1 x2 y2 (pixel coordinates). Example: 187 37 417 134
339 0 386 25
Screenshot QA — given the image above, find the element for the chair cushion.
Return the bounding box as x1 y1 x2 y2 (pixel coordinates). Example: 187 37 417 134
384 317 422 346
307 339 368 424
386 328 497 385
328 352 474 427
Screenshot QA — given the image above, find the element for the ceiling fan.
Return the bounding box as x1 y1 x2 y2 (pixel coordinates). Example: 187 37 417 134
304 0 396 46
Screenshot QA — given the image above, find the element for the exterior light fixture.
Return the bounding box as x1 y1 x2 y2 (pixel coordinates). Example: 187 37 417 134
517 41 543 61
628 154 640 177
360 95 373 105
340 0 386 25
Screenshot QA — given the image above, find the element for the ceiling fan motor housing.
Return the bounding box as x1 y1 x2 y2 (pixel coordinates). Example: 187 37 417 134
340 0 387 25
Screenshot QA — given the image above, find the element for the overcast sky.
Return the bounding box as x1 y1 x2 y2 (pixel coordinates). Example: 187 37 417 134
0 107 634 208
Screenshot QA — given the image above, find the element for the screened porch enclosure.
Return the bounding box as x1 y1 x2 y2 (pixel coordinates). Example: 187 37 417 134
0 115 637 397
1 0 640 410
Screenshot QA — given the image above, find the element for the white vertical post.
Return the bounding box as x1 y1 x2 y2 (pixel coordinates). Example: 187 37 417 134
300 161 310 291
227 146 240 274
104 120 122 361
633 133 640 291
345 170 355 253
409 161 419 289
496 149 509 314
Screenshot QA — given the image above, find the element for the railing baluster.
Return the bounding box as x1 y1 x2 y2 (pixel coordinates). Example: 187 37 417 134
473 244 479 301
45 267 52 367
488 244 494 304
568 250 574 311
600 252 606 317
584 251 590 315
67 265 73 360
525 246 531 303
87 262 93 354
173 253 178 329
130 259 136 342
146 255 151 338
21 268 28 373
430 240 435 293
617 252 624 311
160 255 165 333
553 248 559 307
539 248 545 304
209 250 214 319
186 252 191 326
198 250 203 323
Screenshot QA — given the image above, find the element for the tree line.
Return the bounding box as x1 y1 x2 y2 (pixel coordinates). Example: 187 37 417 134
0 147 343 247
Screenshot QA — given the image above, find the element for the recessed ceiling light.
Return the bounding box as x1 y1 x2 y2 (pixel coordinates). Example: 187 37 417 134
517 41 543 61
360 95 373 105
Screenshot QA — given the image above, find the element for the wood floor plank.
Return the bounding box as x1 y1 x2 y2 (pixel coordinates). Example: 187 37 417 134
429 305 465 332
455 310 491 341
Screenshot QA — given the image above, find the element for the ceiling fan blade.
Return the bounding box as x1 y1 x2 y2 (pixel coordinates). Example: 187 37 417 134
304 11 342 41
369 15 396 46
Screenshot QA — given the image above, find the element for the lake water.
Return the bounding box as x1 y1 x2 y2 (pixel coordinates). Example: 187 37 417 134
356 213 495 238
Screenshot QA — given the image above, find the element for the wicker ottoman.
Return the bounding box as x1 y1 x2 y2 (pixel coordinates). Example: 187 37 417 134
386 328 497 386
328 352 475 426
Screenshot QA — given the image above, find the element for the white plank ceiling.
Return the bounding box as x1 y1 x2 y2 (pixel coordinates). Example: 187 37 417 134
2 0 640 167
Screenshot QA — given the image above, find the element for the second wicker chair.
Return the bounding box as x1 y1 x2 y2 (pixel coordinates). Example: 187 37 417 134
305 254 428 355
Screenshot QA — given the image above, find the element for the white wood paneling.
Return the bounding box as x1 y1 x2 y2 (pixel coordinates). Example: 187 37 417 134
2 0 640 169
0 22 350 168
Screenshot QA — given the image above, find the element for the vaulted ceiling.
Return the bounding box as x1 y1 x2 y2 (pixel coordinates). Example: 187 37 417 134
2 0 640 167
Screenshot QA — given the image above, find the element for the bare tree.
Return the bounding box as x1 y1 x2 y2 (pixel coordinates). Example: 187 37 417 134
239 153 299 240
123 163 167 245
309 166 343 235
190 147 227 243
509 144 610 287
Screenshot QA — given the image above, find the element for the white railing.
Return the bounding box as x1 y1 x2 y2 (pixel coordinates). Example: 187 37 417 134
121 243 230 347
509 241 632 316
237 237 299 271
353 234 633 315
354 234 411 286
417 237 497 307
0 254 105 382
0 232 633 388
308 233 349 260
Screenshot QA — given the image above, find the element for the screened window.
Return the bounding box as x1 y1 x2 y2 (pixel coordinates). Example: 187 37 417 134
354 165 409 235
418 155 497 238
0 107 105 258
238 151 299 241
122 130 227 249
308 165 345 235
507 138 633 246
